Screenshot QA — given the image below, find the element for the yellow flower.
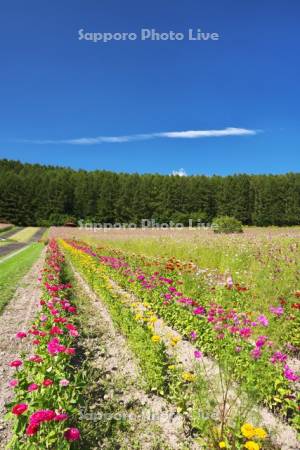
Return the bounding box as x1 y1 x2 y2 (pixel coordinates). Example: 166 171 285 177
170 336 181 346
241 423 255 439
219 442 227 448
151 335 161 343
134 314 143 321
182 372 196 382
149 316 157 323
168 365 176 370
244 441 260 450
254 428 267 439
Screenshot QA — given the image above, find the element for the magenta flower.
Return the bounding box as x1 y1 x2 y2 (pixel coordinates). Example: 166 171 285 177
12 403 28 415
283 365 300 382
16 331 27 339
270 351 287 364
28 383 39 392
64 427 81 441
194 350 203 359
9 379 18 388
270 306 284 316
251 347 262 360
239 328 252 338
190 331 197 340
193 306 205 315
255 335 268 348
54 413 68 421
257 315 269 326
29 409 56 425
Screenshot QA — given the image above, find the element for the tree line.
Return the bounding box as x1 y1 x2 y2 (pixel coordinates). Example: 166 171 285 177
0 159 299 226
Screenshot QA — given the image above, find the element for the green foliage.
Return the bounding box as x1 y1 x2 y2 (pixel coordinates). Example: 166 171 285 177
213 216 243 233
1 159 300 226
0 243 43 314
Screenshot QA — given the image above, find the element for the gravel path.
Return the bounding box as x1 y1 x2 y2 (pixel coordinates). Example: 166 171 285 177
70 264 201 450
0 250 45 447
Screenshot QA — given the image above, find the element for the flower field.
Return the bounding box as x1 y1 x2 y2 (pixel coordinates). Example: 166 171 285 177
3 231 300 449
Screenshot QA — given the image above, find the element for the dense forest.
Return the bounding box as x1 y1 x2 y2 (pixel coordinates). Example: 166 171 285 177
0 159 299 226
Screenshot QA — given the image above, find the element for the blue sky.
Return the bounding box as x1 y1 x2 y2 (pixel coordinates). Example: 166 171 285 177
0 0 299 175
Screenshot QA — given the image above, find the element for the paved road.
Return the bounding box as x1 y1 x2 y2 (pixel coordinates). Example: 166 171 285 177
0 227 46 259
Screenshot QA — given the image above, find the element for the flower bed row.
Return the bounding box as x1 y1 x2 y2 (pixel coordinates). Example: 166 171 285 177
60 240 275 449
64 240 300 433
6 240 81 449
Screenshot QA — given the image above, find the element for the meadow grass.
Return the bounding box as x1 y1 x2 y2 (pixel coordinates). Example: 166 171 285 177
0 243 43 314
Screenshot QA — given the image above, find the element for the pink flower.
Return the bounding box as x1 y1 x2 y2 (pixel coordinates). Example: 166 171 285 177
251 347 262 359
9 359 22 368
190 331 197 340
40 314 48 322
50 326 63 335
9 379 18 388
16 331 27 339
235 346 242 353
29 409 56 425
257 315 269 326
193 306 205 315
270 351 287 364
69 329 79 337
42 379 53 387
283 365 300 382
29 354 43 363
28 383 39 392
65 347 75 355
12 403 28 415
239 328 252 338
194 350 203 359
270 306 284 316
255 335 268 348
64 427 81 441
59 379 69 387
47 337 66 355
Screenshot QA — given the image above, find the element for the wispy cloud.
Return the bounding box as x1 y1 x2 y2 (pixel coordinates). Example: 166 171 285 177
21 127 258 145
171 168 187 177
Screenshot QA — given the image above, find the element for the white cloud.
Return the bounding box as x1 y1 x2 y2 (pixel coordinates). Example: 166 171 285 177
171 168 187 177
22 127 259 145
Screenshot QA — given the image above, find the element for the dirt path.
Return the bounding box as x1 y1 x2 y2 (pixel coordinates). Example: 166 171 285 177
70 264 200 450
0 250 45 447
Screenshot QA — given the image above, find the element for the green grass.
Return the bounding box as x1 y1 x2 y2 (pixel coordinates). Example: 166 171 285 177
9 227 39 242
0 243 43 314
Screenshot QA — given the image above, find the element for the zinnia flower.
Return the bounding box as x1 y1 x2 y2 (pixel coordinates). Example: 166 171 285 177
12 403 28 415
151 335 160 343
28 383 39 392
194 350 203 359
9 379 18 387
59 378 69 387
241 423 255 439
16 331 27 339
26 423 40 436
64 427 81 441
244 442 260 450
254 427 267 439
9 359 22 368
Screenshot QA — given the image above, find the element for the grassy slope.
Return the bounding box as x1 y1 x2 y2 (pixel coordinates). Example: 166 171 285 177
9 227 39 242
0 243 43 314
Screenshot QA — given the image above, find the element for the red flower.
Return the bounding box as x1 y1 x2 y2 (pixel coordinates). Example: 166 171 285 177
42 379 53 387
9 359 22 368
26 423 40 436
16 331 27 339
12 403 28 415
64 427 81 441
